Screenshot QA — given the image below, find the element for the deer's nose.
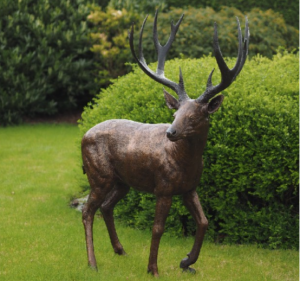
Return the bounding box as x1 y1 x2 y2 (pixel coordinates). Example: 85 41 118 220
166 127 177 138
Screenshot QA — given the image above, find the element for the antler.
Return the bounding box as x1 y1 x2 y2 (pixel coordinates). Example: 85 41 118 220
128 10 189 103
196 17 250 103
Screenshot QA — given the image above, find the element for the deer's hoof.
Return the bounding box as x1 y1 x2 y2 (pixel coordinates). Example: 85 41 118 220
115 248 127 256
182 267 196 274
180 256 190 268
88 265 98 272
147 267 159 277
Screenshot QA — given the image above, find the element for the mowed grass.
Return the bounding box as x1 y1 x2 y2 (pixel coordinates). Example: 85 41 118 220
0 124 298 281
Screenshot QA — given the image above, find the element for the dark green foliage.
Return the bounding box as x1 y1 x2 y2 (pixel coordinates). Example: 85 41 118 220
0 0 98 125
140 7 298 61
165 0 298 29
88 6 298 88
105 0 299 28
98 0 110 10
79 52 299 249
107 0 167 14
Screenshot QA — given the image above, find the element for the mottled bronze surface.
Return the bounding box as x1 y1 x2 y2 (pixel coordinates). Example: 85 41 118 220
81 10 249 277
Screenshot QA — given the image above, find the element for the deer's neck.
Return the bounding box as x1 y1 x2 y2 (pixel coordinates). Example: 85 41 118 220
168 133 208 165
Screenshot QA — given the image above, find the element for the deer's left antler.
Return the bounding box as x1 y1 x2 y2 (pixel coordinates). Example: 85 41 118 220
196 17 250 103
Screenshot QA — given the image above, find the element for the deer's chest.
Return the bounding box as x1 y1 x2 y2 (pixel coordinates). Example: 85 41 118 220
152 154 204 196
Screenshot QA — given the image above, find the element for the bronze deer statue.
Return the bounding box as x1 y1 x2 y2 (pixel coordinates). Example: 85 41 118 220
81 10 249 277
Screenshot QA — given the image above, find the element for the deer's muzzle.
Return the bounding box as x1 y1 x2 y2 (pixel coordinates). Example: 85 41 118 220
166 127 177 141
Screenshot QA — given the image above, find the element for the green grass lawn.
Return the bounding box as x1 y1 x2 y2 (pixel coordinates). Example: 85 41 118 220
0 124 298 281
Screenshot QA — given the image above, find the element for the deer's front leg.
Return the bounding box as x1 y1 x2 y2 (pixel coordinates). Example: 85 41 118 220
148 196 172 277
180 190 208 273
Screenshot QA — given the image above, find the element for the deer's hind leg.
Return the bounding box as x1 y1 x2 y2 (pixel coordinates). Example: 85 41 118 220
100 182 130 255
82 176 114 270
82 190 103 270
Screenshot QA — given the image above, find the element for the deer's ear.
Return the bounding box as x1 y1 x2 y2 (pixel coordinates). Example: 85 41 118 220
208 95 224 114
164 89 180 109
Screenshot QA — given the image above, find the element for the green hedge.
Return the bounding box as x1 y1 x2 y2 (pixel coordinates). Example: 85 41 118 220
79 51 299 249
0 0 98 125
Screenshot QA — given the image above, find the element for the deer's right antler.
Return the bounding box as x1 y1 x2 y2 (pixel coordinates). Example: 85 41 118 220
128 10 190 103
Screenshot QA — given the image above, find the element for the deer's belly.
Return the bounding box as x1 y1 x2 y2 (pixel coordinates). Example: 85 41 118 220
115 160 203 196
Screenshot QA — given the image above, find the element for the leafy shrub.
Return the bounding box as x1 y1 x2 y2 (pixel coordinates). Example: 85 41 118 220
0 0 98 125
165 0 299 29
79 51 299 249
140 7 298 61
107 0 167 14
87 6 139 88
246 8 298 57
88 6 298 88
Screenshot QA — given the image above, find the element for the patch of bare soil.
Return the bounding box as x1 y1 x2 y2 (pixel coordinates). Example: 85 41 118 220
24 110 82 125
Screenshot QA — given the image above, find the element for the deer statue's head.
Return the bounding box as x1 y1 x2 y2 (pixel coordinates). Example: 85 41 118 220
128 11 249 142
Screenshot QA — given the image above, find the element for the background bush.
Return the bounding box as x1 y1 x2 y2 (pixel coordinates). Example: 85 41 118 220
79 51 299 249
88 6 298 88
0 0 98 125
106 0 298 29
107 0 167 14
87 6 139 88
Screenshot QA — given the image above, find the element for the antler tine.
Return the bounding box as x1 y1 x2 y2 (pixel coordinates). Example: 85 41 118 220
128 11 189 103
236 16 249 76
197 16 250 103
128 16 151 74
154 10 184 74
231 17 243 76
